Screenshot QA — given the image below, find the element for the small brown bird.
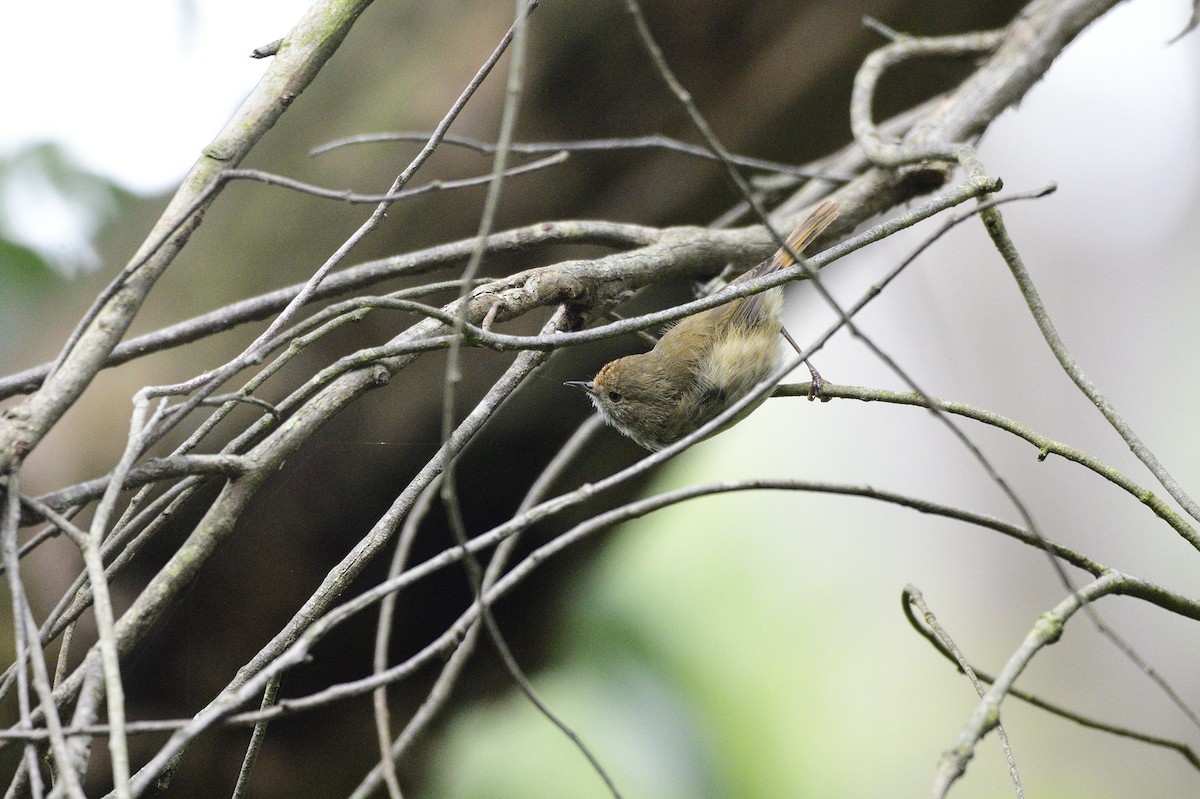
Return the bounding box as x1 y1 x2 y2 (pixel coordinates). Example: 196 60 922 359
566 200 840 450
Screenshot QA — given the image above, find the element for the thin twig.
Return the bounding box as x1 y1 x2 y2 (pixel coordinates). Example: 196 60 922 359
15 607 86 798
774 382 1197 548
229 674 282 799
1167 0 1200 44
312 131 853 181
371 478 441 799
905 587 1024 798
199 153 567 206
3 467 48 798
79 400 158 799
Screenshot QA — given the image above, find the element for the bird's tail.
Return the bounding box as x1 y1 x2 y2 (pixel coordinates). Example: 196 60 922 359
761 199 840 276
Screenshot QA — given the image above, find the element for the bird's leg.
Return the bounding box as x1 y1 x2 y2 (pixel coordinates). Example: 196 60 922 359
802 359 824 401
780 327 825 401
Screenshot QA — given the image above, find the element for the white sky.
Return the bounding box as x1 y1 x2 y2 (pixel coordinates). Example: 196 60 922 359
1 0 312 192
0 0 311 273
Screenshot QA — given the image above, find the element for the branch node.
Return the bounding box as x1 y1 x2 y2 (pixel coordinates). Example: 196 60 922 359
250 38 283 59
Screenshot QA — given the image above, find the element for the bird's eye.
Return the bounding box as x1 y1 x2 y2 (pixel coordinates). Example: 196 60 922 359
608 391 622 403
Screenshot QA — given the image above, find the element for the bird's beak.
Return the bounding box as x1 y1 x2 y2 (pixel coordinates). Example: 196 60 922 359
563 380 596 396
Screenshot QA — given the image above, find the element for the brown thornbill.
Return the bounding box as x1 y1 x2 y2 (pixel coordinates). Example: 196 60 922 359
566 200 839 450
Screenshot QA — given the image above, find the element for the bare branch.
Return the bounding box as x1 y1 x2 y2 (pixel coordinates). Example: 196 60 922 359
312 131 853 182
929 573 1124 798
778 382 1198 547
